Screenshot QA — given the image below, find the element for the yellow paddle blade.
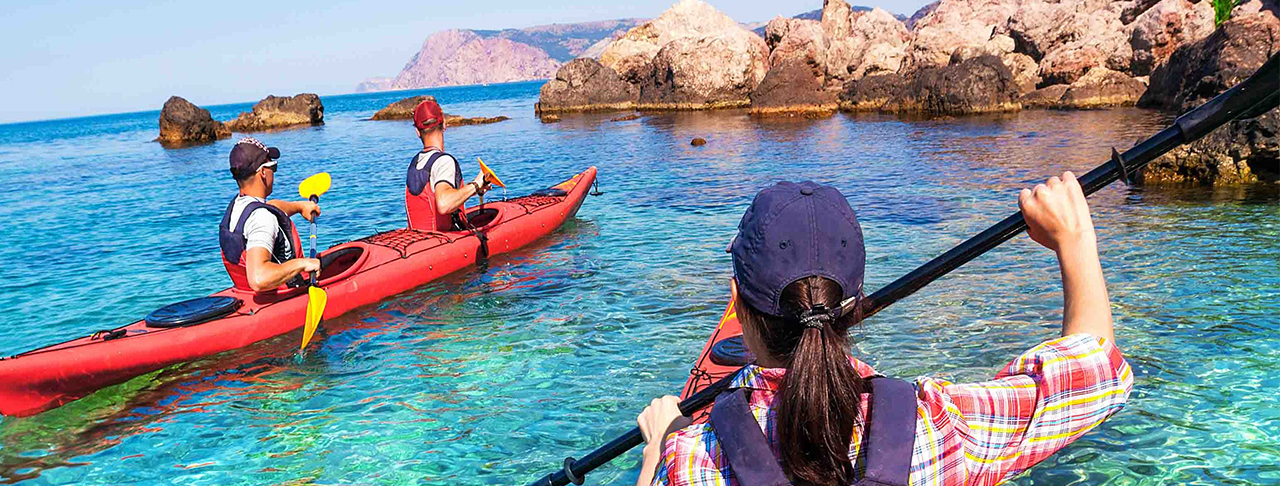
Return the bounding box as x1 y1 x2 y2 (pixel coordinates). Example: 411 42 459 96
301 285 327 352
477 158 506 188
299 172 332 200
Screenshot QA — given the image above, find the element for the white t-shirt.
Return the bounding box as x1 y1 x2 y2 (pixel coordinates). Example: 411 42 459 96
414 150 460 191
228 195 282 260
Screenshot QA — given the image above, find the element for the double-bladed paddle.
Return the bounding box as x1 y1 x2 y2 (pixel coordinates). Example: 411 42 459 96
526 52 1279 486
299 172 331 352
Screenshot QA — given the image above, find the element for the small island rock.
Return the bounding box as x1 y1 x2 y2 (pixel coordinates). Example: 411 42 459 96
156 96 230 146
226 93 324 132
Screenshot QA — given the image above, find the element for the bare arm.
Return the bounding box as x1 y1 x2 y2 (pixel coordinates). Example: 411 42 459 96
434 171 491 216
267 200 321 222
1018 171 1115 343
244 247 320 292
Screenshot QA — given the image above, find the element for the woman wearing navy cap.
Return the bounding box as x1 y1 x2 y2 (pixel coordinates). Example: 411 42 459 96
635 172 1131 486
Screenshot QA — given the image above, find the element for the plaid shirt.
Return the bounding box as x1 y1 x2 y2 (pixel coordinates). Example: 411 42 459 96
653 333 1132 486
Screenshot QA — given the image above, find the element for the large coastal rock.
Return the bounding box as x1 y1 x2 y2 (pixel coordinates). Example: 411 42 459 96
1139 0 1280 184
1128 0 1216 76
156 96 229 146
840 56 1020 115
369 95 510 127
637 33 769 109
226 94 324 132
537 58 639 113
824 4 911 81
837 72 907 111
542 0 767 112
750 59 838 115
764 17 827 68
599 0 746 82
901 0 1020 73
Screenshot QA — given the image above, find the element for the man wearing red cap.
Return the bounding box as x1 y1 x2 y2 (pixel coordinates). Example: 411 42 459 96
405 97 492 231
219 137 321 292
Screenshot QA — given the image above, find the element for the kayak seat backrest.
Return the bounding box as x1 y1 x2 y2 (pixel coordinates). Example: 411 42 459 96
316 246 364 281
144 296 243 329
710 335 756 367
464 207 500 227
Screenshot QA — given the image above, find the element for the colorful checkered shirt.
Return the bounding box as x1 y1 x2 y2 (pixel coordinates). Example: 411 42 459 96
652 333 1132 486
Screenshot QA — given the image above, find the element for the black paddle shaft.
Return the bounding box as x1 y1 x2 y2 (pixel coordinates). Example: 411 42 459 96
527 53 1279 486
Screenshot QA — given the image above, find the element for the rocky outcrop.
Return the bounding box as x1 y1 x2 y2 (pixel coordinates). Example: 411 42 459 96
1139 0 1280 184
225 94 324 132
901 0 1020 74
637 33 769 109
840 56 1020 115
156 96 230 146
1054 67 1149 108
838 72 907 111
1128 0 1216 76
599 0 746 82
536 58 639 113
540 0 767 113
369 95 510 126
1018 84 1070 108
824 5 911 81
750 60 838 116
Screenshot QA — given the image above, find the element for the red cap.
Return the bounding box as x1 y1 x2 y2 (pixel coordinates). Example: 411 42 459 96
413 98 444 131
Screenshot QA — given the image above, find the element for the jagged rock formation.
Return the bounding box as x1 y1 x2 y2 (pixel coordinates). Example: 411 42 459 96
156 96 229 146
225 94 324 132
1139 0 1280 184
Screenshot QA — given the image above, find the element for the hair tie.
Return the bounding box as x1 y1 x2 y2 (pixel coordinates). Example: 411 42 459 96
798 304 839 329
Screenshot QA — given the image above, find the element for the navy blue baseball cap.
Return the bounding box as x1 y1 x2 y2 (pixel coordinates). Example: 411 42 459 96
730 181 866 318
229 137 280 179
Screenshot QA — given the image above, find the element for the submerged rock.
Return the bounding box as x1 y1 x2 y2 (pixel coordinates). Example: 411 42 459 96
1139 0 1280 184
225 94 324 132
1018 84 1070 108
156 96 230 146
370 95 511 127
537 58 638 114
610 113 642 121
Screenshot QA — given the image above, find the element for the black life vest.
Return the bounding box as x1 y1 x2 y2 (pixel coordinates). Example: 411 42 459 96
708 377 917 486
406 150 464 231
218 196 304 291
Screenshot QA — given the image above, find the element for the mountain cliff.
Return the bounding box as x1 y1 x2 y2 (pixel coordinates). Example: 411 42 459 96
357 19 646 92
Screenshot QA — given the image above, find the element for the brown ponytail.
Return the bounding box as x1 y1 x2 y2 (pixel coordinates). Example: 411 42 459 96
736 276 867 486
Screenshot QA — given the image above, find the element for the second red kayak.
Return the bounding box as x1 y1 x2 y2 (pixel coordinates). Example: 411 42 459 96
0 167 597 417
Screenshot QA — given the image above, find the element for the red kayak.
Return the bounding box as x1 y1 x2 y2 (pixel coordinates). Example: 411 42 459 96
0 167 597 417
680 296 749 423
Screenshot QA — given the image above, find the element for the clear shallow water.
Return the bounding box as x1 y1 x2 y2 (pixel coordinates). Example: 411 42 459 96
1 82 1277 485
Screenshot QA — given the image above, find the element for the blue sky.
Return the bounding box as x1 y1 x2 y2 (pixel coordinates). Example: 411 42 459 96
0 0 933 124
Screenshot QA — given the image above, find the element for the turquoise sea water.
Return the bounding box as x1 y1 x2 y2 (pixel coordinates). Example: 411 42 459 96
1 81 1277 485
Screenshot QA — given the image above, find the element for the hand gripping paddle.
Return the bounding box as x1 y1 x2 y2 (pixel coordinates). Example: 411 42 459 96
299 172 331 352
